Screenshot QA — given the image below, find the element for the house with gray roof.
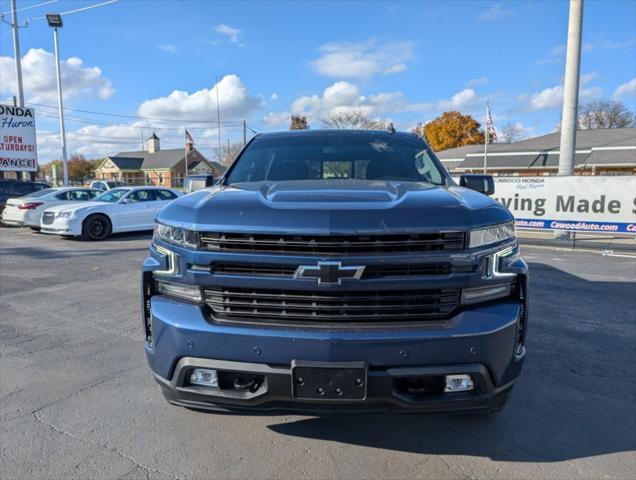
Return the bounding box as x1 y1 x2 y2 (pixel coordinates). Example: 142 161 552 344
94 133 225 186
436 127 636 176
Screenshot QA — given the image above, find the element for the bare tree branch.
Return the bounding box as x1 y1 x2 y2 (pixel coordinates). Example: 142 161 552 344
321 110 389 130
500 122 526 143
578 100 635 129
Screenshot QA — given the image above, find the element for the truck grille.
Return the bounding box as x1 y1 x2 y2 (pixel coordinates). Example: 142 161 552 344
210 262 474 278
205 287 460 323
199 232 466 255
42 212 55 225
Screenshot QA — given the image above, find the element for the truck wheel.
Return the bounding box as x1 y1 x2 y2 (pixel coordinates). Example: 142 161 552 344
82 214 111 241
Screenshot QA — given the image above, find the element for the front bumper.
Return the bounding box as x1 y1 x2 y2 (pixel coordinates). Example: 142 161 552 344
156 358 515 414
40 216 82 236
146 295 526 414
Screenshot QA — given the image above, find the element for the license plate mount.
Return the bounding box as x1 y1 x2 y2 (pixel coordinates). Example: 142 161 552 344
291 360 367 400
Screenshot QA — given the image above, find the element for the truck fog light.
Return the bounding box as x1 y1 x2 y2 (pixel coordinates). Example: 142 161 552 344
444 374 474 392
461 284 511 305
190 368 218 387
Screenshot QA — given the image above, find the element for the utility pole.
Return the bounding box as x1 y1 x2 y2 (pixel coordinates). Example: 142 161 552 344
47 14 68 186
10 0 24 107
558 0 584 176
243 120 247 146
216 76 221 164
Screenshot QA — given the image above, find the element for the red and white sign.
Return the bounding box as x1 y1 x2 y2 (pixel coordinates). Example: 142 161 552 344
0 104 38 172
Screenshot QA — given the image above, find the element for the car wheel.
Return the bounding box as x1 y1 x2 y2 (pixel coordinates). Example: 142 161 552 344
82 214 111 241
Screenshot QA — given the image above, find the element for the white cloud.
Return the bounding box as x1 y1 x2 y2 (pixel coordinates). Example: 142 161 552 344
270 93 278 101
0 48 114 104
158 44 178 54
479 3 514 22
262 111 290 127
614 78 636 99
264 82 492 126
526 83 603 111
262 81 407 126
138 74 262 121
213 24 244 46
311 39 414 79
466 77 489 87
580 72 598 85
436 88 478 110
383 63 407 75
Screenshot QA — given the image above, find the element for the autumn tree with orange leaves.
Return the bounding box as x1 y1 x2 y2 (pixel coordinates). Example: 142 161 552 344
421 111 485 152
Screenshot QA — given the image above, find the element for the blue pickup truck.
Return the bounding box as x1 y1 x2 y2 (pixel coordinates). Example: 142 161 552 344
142 129 528 415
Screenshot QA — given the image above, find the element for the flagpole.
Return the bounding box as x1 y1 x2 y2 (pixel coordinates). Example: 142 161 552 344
483 101 489 174
184 126 188 186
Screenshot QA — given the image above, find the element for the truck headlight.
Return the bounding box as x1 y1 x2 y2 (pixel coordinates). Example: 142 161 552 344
154 222 199 248
469 222 515 248
155 280 202 303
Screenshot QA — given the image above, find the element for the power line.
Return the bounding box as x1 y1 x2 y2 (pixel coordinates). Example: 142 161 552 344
26 101 245 125
34 109 247 132
1 0 58 16
28 0 119 21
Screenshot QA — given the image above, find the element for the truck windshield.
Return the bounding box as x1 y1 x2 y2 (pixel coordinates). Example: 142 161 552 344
226 133 446 185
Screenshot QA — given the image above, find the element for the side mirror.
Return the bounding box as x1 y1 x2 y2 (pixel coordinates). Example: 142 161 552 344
121 198 133 204
459 174 495 196
205 176 216 187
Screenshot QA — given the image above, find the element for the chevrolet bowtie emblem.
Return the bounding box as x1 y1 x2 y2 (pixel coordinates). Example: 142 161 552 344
294 261 365 285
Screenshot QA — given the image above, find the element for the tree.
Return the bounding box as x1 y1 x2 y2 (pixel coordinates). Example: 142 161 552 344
290 115 310 130
422 111 485 151
67 154 96 180
321 110 389 130
38 160 62 180
500 122 526 143
220 143 244 167
578 100 635 129
38 155 101 182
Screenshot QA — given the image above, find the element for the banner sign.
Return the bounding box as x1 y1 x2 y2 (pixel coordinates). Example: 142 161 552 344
0 104 38 172
492 176 636 234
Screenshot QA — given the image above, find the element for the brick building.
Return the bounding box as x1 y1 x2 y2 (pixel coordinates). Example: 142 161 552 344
94 133 224 186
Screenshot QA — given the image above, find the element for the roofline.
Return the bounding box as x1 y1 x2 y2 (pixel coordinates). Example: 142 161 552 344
461 145 635 157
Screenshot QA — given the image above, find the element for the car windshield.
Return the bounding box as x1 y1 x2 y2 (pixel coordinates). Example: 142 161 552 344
226 133 446 185
94 188 129 203
23 189 55 198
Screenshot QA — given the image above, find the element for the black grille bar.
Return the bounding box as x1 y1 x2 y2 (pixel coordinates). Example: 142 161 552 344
205 287 460 323
211 262 474 278
200 232 466 255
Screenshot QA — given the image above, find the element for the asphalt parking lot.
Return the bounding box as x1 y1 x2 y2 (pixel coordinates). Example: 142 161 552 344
1 227 635 480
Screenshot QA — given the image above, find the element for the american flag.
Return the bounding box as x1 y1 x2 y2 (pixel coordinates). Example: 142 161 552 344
185 129 195 145
486 103 498 142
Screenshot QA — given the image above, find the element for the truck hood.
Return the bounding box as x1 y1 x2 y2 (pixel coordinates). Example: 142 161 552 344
157 180 513 234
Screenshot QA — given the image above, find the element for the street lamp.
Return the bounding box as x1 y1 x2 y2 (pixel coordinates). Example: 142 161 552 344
47 13 68 186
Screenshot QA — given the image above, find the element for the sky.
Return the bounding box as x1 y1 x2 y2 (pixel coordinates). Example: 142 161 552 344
1 0 635 164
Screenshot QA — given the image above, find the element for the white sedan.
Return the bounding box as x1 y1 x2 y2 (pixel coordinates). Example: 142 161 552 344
40 186 181 240
2 187 101 229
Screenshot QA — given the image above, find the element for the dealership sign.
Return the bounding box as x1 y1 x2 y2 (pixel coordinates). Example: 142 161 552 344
493 176 636 234
0 104 38 172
